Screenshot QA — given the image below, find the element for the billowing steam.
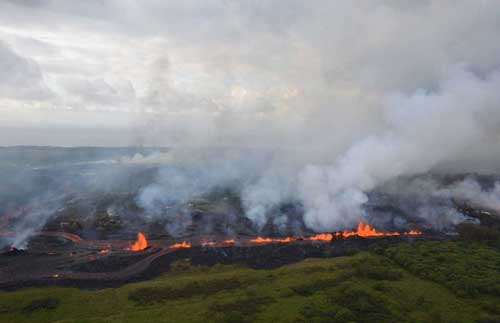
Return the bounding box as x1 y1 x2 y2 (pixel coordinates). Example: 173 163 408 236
2 1 500 246
297 67 500 231
130 66 500 233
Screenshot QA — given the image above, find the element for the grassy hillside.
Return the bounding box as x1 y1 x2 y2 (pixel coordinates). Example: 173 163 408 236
0 241 499 323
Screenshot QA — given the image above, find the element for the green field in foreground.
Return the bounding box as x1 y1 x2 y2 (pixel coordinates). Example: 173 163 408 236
0 241 499 323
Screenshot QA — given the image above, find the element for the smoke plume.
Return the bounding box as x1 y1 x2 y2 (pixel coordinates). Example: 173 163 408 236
2 1 500 242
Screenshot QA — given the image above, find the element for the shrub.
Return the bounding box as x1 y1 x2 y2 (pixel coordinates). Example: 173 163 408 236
354 260 403 281
22 297 59 315
333 285 402 322
457 223 500 243
208 295 273 322
291 277 343 296
334 307 356 322
129 277 242 304
170 259 193 273
299 296 348 323
384 241 500 297
336 286 385 314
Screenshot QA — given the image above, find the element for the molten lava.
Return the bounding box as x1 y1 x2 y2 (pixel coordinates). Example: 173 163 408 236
123 221 421 250
245 220 421 245
169 241 192 249
405 229 423 235
339 220 400 238
249 236 296 244
306 233 334 241
99 248 110 254
128 232 148 251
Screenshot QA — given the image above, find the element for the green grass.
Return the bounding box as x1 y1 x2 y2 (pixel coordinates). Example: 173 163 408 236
0 241 499 323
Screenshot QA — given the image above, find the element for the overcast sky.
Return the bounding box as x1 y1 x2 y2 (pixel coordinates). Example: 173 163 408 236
1 1 500 147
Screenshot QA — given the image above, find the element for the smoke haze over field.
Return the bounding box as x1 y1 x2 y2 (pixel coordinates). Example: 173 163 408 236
2 1 500 238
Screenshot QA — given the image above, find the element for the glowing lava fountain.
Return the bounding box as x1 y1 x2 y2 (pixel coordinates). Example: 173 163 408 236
128 232 148 251
250 220 422 244
339 220 401 238
125 221 422 251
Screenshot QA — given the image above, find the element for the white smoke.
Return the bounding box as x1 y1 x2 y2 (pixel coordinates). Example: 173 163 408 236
9 194 65 249
294 67 500 230
134 66 500 231
4 1 500 236
439 178 500 212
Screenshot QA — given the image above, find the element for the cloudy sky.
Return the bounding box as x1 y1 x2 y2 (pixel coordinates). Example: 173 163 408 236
1 0 500 147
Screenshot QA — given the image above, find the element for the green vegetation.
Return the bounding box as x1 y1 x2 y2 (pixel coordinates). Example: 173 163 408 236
456 222 500 248
383 241 500 297
20 298 60 315
0 240 499 323
129 277 243 305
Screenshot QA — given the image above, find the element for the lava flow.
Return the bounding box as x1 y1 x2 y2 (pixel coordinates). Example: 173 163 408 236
250 236 296 244
125 221 422 251
127 232 148 251
305 233 334 241
339 220 401 238
249 220 422 244
405 230 423 235
169 241 192 249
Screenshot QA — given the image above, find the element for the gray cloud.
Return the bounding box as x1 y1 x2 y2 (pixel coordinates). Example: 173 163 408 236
0 41 51 100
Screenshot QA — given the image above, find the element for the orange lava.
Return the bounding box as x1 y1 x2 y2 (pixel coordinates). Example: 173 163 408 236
169 241 192 249
306 233 334 241
128 231 148 251
123 222 421 250
99 248 110 254
249 236 296 244
338 220 400 238
249 237 273 243
246 220 421 244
